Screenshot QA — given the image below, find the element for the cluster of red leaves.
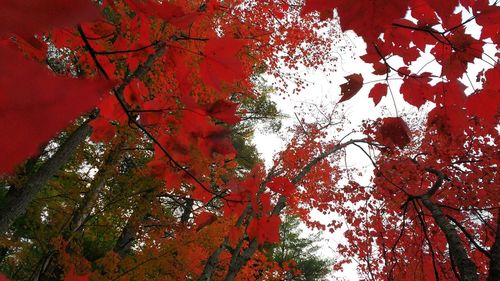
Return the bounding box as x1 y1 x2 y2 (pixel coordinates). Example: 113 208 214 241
1 1 348 279
303 0 499 279
314 0 499 147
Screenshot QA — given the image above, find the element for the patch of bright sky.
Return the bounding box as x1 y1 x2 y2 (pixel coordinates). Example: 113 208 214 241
252 5 497 280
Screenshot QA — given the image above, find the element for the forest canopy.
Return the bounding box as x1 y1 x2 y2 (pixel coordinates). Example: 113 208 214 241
0 0 498 280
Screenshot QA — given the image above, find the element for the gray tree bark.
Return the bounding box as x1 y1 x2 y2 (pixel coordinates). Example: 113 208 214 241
0 122 91 234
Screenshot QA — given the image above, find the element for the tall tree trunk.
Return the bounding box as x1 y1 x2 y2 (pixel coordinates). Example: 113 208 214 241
113 190 162 257
113 207 145 258
37 142 123 281
67 143 123 235
0 122 91 234
224 239 258 281
487 209 500 281
198 238 229 281
421 195 479 281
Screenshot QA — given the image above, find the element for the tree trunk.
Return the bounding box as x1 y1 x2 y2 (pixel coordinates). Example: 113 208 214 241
67 143 123 234
421 195 479 281
180 198 194 223
224 239 258 281
198 238 228 281
0 122 91 234
113 208 145 258
487 209 500 281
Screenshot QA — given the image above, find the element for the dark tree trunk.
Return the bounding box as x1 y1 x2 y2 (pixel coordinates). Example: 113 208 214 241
421 196 479 281
68 144 123 234
487 209 500 281
0 122 91 234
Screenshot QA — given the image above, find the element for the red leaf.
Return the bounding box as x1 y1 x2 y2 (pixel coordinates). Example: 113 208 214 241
0 0 101 37
474 1 500 41
195 212 218 231
335 0 409 43
0 44 110 174
0 273 10 281
428 105 468 136
125 0 198 29
377 117 411 148
205 100 240 125
368 83 387 106
466 89 500 127
338 74 363 103
200 39 248 90
426 1 458 21
431 29 484 80
400 74 432 108
247 215 281 244
267 176 296 196
410 0 439 26
301 0 337 20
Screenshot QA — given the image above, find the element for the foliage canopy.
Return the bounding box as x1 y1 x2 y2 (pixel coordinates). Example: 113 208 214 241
0 0 498 280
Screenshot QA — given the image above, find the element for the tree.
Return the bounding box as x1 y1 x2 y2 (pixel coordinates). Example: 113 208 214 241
1 0 499 281
267 215 331 281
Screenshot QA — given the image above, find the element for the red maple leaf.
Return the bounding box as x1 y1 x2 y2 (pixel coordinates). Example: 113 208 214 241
470 68 500 122
335 0 409 43
63 266 89 281
267 176 296 196
200 38 248 90
125 0 198 30
0 44 110 174
0 0 101 37
400 74 433 108
247 215 281 244
300 0 337 20
368 83 387 106
431 29 484 80
195 212 218 231
338 74 363 103
205 100 240 125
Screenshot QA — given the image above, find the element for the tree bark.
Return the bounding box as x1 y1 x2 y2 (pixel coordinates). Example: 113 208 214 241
113 218 137 258
0 122 91 234
224 239 258 281
198 238 228 281
487 209 500 281
421 195 479 281
180 198 194 223
67 143 123 234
